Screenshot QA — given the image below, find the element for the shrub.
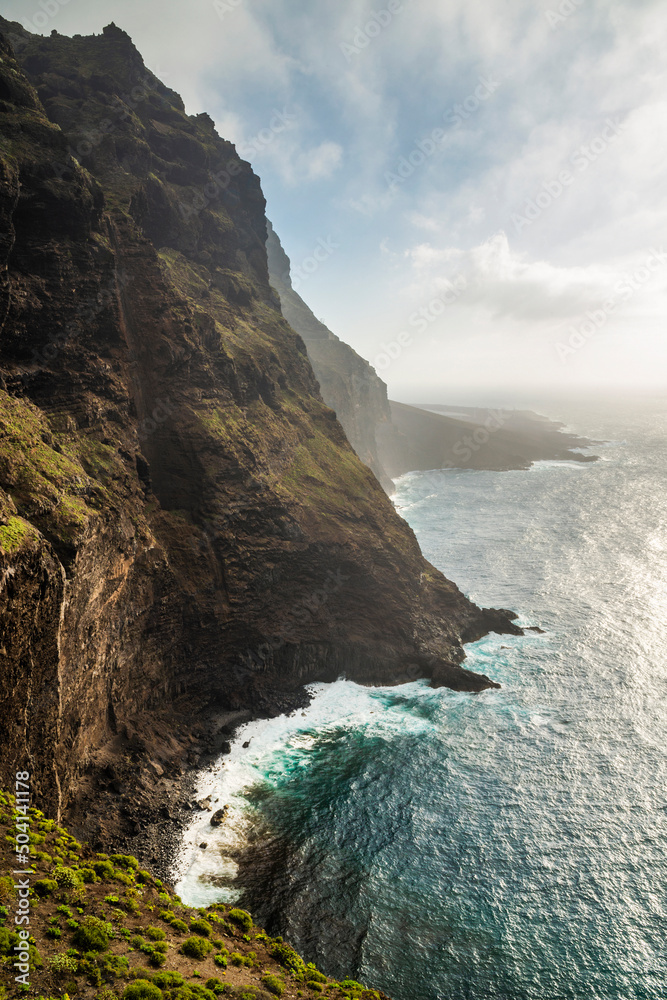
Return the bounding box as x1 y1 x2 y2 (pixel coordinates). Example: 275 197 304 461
169 919 189 934
114 870 134 886
92 860 116 880
98 953 130 981
57 905 74 918
152 971 185 990
261 974 285 996
122 981 163 1000
136 870 153 885
181 936 213 959
131 935 145 948
128 966 151 980
227 908 252 932
53 866 80 889
305 966 327 984
270 941 306 978
105 895 121 905
213 954 227 969
46 926 62 939
230 952 250 967
190 919 212 937
110 855 139 871
205 978 226 995
33 878 58 898
144 926 166 941
66 919 80 930
74 916 113 952
79 867 99 883
306 984 323 994
211 938 223 949
47 952 78 975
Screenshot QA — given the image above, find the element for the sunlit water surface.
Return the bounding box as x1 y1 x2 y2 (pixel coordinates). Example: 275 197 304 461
176 398 667 1000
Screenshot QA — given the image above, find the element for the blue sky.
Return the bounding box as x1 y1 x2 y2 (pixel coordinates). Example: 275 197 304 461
4 0 667 401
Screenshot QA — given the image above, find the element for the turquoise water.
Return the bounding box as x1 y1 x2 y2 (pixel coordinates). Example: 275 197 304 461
176 398 667 1000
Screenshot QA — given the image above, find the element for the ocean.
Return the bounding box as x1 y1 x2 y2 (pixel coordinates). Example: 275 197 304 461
175 396 667 1000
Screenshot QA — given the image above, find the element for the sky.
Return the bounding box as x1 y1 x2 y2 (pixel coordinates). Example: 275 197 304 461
3 0 667 402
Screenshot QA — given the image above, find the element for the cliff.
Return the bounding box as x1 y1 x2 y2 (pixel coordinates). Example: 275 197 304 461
265 223 394 491
0 21 521 860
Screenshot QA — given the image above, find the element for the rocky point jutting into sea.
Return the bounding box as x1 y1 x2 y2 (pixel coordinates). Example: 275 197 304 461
0 20 528 873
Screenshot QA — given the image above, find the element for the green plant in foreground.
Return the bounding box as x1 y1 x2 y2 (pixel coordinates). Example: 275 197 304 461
181 935 213 959
228 908 252 932
52 866 80 890
189 918 212 937
261 973 285 996
122 981 162 1000
73 916 113 952
47 953 78 975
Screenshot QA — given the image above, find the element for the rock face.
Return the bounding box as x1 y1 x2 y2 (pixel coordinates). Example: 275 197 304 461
266 223 394 491
0 21 521 849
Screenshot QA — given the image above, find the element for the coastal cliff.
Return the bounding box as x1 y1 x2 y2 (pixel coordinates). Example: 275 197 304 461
0 20 521 862
266 223 394 491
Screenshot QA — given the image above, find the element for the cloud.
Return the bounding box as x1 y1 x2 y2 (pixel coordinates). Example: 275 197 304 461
4 0 666 393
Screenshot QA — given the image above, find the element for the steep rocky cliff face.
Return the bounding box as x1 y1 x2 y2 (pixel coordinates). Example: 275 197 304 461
266 223 394 491
0 21 520 854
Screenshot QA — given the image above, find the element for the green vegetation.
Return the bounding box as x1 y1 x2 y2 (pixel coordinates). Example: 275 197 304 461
0 515 38 553
181 936 213 960
189 919 212 937
73 916 113 952
0 780 380 999
261 974 285 996
228 909 252 932
122 981 162 1000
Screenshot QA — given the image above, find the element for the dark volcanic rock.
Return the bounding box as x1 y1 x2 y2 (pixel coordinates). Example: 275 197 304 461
0 21 521 855
211 806 230 827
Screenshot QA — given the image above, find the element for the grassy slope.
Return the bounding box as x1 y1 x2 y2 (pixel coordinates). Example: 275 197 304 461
0 791 388 1000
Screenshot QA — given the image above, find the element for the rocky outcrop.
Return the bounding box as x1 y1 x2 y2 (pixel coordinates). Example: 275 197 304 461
0 21 521 855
